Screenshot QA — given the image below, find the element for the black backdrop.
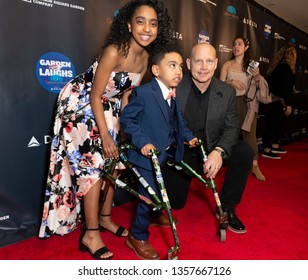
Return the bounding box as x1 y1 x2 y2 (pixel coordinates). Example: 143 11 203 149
0 0 307 247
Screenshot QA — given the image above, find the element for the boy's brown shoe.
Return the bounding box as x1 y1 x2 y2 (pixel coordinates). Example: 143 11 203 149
126 233 160 260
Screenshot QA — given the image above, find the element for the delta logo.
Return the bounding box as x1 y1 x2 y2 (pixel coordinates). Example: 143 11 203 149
243 18 257 28
173 30 183 40
27 135 52 148
36 52 76 93
28 136 40 147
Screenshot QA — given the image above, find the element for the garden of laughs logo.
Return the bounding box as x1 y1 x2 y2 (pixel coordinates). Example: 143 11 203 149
36 52 76 93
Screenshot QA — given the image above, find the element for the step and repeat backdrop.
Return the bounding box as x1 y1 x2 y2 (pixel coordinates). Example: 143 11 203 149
1 0 307 247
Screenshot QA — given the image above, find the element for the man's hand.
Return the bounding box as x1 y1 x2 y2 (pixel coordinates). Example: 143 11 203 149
203 149 223 178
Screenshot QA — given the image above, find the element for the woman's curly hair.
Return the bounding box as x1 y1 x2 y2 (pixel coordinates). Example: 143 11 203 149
266 44 297 76
103 0 174 57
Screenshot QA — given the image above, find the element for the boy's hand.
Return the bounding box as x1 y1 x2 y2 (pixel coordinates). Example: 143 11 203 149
141 144 156 157
188 137 198 148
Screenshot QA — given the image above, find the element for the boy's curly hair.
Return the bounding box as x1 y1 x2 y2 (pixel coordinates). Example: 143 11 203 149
103 0 174 57
149 43 181 69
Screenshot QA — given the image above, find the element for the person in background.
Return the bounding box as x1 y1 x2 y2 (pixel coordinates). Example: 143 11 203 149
220 37 268 181
262 44 297 159
39 0 174 260
163 43 253 234
121 45 198 260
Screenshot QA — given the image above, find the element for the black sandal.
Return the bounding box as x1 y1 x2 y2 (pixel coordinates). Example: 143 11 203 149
79 224 113 260
99 214 128 237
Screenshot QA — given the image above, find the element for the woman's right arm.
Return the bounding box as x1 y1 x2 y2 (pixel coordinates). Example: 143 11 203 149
220 61 235 87
90 45 120 159
219 61 229 82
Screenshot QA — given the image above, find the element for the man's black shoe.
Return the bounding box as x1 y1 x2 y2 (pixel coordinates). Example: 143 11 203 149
226 210 247 233
216 208 247 234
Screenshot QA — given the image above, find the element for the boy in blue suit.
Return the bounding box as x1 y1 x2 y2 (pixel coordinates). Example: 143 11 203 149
120 46 198 260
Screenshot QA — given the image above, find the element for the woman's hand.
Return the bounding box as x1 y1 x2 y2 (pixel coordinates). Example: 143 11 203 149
250 67 260 81
230 79 246 91
102 134 118 159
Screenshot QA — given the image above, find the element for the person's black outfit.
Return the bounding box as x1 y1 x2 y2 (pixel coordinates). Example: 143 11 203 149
262 63 296 150
163 74 254 233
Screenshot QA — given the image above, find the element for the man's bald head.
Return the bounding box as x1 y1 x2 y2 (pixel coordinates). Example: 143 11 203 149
186 43 218 92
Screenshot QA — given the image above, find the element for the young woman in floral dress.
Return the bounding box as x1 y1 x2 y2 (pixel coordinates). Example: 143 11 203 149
39 0 174 260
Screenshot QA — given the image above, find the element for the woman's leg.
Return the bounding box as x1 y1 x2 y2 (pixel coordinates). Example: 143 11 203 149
99 170 128 237
242 114 265 181
82 179 113 259
263 101 284 151
271 102 285 147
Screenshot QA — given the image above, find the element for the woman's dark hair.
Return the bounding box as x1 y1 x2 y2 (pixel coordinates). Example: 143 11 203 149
103 0 174 57
231 37 252 71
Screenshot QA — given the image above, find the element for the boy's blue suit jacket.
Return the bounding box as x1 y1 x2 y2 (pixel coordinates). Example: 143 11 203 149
120 78 195 171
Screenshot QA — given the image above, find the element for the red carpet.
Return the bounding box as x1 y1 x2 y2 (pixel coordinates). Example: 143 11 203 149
1 139 308 260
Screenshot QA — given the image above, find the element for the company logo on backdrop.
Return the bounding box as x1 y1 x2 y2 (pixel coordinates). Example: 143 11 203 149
299 44 307 50
197 0 217 6
224 6 238 20
21 0 85 10
173 30 183 40
198 30 210 43
27 135 52 148
219 44 232 53
289 37 296 46
106 10 120 26
36 52 76 93
243 18 257 28
259 56 270 63
274 33 285 40
0 215 10 221
264 22 272 39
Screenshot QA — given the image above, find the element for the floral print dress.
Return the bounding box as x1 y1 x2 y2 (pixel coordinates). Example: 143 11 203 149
39 61 140 238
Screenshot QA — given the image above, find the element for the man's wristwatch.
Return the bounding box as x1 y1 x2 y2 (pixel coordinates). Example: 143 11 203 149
214 147 225 158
